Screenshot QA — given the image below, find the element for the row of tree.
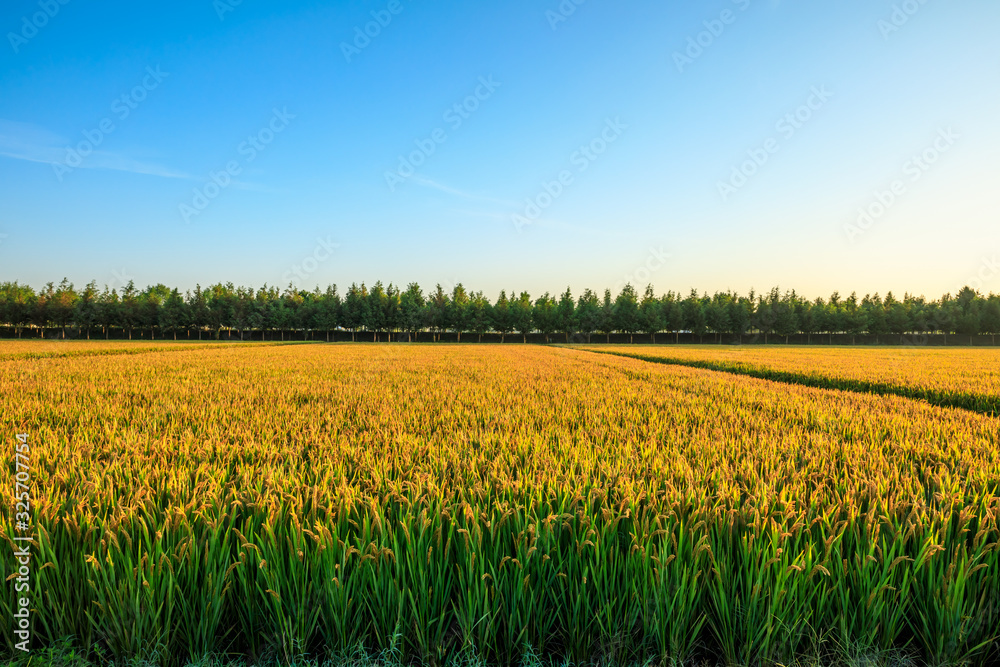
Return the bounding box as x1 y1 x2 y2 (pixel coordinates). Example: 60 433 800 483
2 279 999 343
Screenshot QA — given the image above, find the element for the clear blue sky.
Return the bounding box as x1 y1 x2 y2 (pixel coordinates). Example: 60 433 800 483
1 0 998 299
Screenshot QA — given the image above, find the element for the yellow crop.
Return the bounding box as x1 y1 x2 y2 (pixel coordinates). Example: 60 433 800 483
1 342 997 666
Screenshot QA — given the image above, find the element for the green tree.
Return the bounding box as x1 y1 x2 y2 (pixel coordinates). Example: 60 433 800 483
886 297 912 343
399 283 425 342
954 286 982 340
556 288 576 343
160 288 189 340
598 289 615 343
342 283 370 342
613 284 640 343
511 291 534 343
97 286 120 339
74 281 99 339
981 296 1000 345
705 293 731 344
727 294 752 344
683 289 707 343
843 292 867 345
0 282 37 338
449 284 471 342
384 283 401 338
532 292 558 343
772 289 799 344
639 285 663 343
142 284 172 340
575 289 601 343
468 291 492 343
861 293 887 342
493 290 514 342
47 278 79 338
426 285 450 342
368 281 389 341
316 285 341 341
661 292 684 344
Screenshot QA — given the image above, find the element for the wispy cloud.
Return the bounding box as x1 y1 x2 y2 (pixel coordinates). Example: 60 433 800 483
0 119 190 180
411 176 520 207
421 175 640 240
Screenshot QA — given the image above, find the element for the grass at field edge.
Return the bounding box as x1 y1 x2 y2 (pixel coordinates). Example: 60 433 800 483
0 639 927 667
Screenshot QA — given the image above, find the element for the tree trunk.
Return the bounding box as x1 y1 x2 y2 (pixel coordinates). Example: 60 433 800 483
606 333 610 343
652 333 656 345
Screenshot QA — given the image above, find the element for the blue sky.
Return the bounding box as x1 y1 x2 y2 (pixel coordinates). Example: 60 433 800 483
1 0 998 299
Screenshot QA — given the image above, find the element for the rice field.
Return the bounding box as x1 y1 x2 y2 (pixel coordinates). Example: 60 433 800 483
0 340 267 362
579 345 1000 416
1 342 998 666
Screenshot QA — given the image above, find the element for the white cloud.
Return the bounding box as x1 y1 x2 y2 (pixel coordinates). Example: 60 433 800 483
0 119 190 180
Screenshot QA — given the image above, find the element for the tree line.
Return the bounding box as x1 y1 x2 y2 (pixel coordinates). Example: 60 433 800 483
1 279 999 344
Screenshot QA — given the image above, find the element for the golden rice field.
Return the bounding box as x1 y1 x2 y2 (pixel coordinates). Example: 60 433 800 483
0 339 265 362
1 342 999 666
580 345 1000 416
